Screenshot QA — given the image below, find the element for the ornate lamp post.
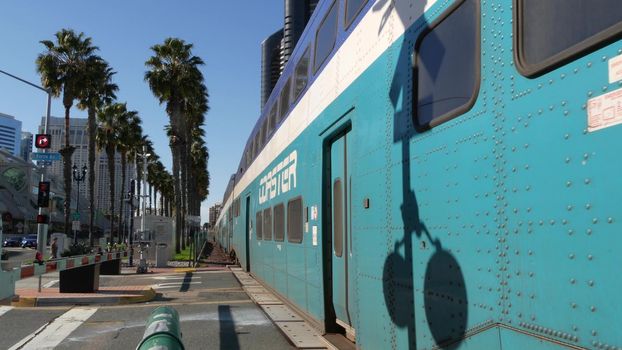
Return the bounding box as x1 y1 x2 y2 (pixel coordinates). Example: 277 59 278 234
72 164 87 244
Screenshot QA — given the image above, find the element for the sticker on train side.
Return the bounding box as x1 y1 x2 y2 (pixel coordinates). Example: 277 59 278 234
609 54 622 83
587 87 622 132
258 150 298 204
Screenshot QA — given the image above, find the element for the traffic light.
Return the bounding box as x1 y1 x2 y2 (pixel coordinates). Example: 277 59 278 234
37 181 50 208
36 214 48 224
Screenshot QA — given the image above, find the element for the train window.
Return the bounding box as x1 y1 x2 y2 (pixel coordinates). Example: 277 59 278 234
254 133 259 157
269 103 278 135
263 208 272 240
274 203 285 241
333 179 343 257
261 119 268 147
279 78 292 122
249 138 254 161
515 0 622 77
414 0 479 129
314 1 338 73
256 211 263 240
287 197 303 243
294 47 310 100
345 0 368 29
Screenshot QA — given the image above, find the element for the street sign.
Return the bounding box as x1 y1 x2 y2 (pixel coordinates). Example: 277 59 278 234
35 134 51 149
31 152 61 161
72 212 80 220
72 221 80 231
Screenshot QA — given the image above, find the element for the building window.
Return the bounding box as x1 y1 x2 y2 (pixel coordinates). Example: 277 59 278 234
274 203 285 242
279 78 292 122
414 0 479 129
263 207 272 240
314 1 338 73
294 47 310 100
256 211 263 240
515 0 622 76
345 0 368 29
287 197 303 243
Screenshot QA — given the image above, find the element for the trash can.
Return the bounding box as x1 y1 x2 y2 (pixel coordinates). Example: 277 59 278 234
155 243 168 268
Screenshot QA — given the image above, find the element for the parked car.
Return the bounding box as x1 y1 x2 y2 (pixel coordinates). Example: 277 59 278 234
3 237 21 247
21 235 37 248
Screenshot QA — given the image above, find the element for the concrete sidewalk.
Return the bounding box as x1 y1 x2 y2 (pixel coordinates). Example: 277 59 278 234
10 263 234 308
13 285 155 307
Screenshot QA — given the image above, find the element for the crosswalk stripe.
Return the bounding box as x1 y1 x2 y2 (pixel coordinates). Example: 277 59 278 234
8 307 98 350
0 306 13 317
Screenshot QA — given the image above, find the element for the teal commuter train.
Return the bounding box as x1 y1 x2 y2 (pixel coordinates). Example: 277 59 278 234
215 0 622 348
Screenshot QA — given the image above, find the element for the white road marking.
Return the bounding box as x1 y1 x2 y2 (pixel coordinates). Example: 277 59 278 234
42 280 58 288
0 306 14 317
153 281 203 289
150 276 189 280
9 307 98 350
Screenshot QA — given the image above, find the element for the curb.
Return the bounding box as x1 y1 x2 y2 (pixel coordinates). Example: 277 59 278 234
11 287 156 307
229 267 336 350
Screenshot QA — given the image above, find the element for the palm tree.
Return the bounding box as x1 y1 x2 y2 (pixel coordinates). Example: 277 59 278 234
36 28 100 237
96 102 128 242
145 37 205 253
127 134 148 240
182 82 209 245
116 110 141 243
77 59 118 246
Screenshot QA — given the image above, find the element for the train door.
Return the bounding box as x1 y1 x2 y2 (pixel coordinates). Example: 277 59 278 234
245 196 251 272
329 130 356 337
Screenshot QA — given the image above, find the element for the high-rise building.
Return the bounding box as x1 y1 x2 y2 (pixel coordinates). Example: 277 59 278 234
38 116 134 224
209 203 223 229
0 113 22 157
20 132 32 162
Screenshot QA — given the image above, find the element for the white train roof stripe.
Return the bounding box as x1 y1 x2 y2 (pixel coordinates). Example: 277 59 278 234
218 0 438 222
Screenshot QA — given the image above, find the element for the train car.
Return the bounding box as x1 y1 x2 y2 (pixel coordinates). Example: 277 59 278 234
215 0 622 348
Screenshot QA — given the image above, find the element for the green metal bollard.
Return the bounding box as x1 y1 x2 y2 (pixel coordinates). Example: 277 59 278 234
136 306 185 350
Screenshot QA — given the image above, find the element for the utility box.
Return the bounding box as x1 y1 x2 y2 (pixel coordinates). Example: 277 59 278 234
50 232 69 259
134 215 174 267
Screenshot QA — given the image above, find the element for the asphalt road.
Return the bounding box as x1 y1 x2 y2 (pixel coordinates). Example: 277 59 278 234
1 270 296 350
1 247 36 270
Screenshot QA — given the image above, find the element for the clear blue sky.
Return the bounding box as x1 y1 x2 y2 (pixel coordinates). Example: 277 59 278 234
0 0 284 222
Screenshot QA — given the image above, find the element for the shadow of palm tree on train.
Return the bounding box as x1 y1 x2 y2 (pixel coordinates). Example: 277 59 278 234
374 0 468 348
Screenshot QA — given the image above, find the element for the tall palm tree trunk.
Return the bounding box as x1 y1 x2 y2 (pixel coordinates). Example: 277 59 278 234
87 106 97 246
172 147 182 253
60 104 75 238
160 192 164 216
118 153 127 243
107 147 116 243
149 183 153 213
171 105 183 253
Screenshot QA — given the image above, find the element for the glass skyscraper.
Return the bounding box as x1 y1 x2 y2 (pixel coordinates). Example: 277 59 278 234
0 113 22 156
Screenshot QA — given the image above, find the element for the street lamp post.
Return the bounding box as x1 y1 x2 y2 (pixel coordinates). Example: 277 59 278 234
0 69 52 257
72 164 87 244
126 179 136 266
140 146 151 236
